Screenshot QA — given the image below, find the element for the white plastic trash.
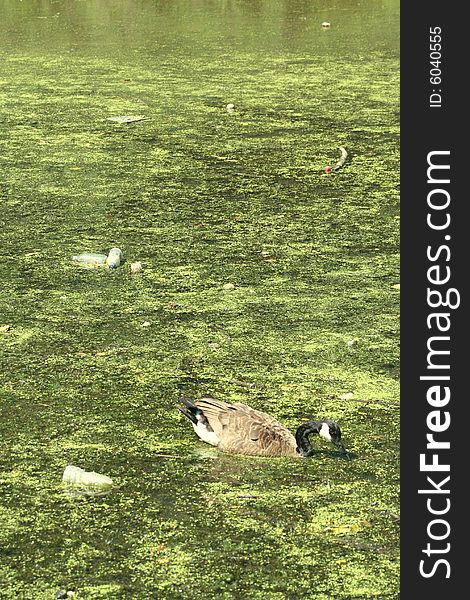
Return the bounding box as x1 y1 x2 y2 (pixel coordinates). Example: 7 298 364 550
106 248 123 269
62 465 113 489
130 261 142 274
72 253 108 266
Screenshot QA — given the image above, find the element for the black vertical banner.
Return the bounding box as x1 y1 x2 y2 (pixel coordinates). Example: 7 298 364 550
401 3 466 597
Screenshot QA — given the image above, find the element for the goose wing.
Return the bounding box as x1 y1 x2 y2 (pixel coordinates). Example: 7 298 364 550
195 397 298 457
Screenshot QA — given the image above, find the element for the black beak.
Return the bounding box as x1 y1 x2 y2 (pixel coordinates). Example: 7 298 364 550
334 439 351 460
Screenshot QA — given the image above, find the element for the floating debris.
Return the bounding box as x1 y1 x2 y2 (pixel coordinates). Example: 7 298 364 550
0 324 12 333
62 465 113 497
72 248 123 269
392 283 400 290
106 247 123 269
230 379 261 388
333 147 348 171
142 321 151 327
226 103 235 111
130 261 143 274
338 392 354 401
222 283 235 291
106 115 147 124
324 148 348 173
347 339 358 348
72 252 107 267
321 22 331 29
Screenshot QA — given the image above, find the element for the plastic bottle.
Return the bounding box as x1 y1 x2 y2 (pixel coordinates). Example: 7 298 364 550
106 248 123 269
72 252 107 266
62 465 113 489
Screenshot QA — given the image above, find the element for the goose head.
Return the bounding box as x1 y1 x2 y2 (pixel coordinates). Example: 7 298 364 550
295 419 348 458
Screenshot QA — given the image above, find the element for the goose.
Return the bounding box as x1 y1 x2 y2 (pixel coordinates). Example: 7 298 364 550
179 395 348 458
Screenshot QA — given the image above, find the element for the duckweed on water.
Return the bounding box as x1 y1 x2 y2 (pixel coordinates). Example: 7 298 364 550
1 1 399 598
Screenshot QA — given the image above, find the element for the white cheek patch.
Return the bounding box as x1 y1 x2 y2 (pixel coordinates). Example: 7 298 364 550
192 422 220 446
319 422 332 441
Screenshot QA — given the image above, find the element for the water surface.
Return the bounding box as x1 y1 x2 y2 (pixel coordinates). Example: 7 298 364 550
0 1 399 598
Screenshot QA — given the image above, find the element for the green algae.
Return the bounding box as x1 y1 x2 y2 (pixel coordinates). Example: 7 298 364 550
1 1 399 598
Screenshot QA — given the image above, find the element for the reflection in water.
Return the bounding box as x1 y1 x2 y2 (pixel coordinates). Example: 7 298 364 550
1 0 399 57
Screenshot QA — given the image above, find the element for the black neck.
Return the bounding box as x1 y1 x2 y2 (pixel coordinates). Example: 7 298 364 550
295 421 323 457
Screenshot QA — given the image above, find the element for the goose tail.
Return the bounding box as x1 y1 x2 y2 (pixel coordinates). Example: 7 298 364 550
179 397 220 446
